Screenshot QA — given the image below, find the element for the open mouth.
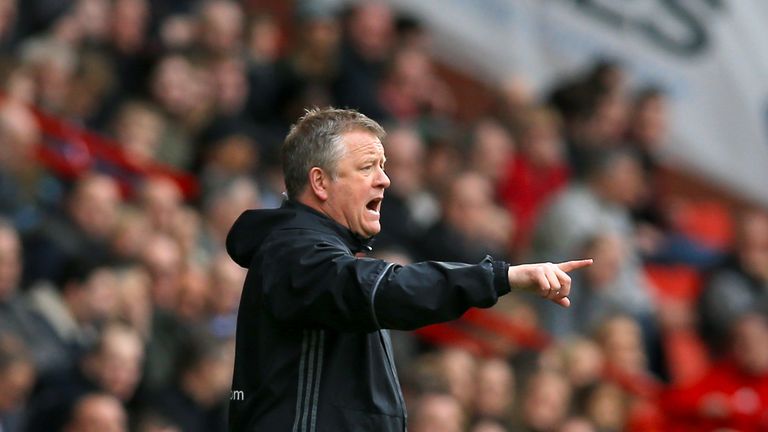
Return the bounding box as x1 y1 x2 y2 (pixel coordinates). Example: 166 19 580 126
366 197 382 215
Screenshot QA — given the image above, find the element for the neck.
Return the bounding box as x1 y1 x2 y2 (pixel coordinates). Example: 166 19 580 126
296 194 327 218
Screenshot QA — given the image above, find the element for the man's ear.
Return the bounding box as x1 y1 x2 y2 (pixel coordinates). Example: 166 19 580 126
308 167 329 201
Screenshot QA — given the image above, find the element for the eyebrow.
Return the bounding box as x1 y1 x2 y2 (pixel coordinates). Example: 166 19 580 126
362 154 386 163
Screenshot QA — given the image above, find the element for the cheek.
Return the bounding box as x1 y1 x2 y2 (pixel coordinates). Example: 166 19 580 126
347 185 370 208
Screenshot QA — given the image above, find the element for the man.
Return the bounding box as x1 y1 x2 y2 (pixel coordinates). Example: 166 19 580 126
24 322 143 432
0 218 68 375
62 393 128 432
408 391 465 432
226 107 591 431
23 173 121 284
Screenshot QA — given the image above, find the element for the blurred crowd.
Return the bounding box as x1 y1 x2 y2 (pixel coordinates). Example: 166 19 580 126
0 0 767 431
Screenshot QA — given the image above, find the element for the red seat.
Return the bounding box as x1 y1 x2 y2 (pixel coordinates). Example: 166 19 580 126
673 200 733 251
413 323 498 357
645 264 703 304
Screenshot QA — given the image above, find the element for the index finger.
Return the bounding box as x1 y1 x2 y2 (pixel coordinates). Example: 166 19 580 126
557 259 593 272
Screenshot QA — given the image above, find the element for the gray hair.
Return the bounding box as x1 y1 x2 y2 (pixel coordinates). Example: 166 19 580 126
282 107 386 199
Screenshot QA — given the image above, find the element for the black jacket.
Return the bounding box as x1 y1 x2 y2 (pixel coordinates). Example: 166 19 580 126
226 200 511 432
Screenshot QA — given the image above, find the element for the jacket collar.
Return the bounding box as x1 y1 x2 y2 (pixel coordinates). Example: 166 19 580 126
282 199 375 254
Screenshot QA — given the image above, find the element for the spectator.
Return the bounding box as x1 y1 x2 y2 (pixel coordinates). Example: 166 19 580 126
26 256 119 373
245 13 280 66
148 53 210 169
107 0 152 98
378 124 431 251
542 232 627 338
174 265 210 324
157 11 196 51
114 265 153 339
207 252 245 340
698 208 768 355
408 391 465 432
196 0 244 59
625 86 668 174
0 219 67 375
498 107 569 257
79 322 145 402
200 176 260 259
665 314 768 431
23 173 121 284
594 314 664 399
0 334 36 432
19 37 78 114
548 61 629 176
334 1 394 120
495 74 535 129
516 369 572 432
71 0 111 47
275 7 339 121
625 86 722 268
110 207 153 263
473 357 515 425
468 119 515 185
132 411 181 432
26 323 142 431
420 171 511 262
378 46 455 121
65 50 115 126
62 393 128 432
207 55 251 122
0 100 62 233
149 334 230 432
561 337 605 391
110 100 166 168
139 232 190 393
137 176 184 235
470 418 510 432
198 135 260 200
140 232 183 311
578 381 629 432
0 0 17 51
531 149 659 366
557 417 597 432
436 347 477 410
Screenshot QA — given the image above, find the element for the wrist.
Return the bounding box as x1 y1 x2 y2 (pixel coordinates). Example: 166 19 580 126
493 260 511 296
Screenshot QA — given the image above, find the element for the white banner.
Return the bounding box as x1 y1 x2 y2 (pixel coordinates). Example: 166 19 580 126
316 0 768 205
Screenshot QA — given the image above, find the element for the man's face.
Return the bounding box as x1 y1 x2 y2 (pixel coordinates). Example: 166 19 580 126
323 130 390 238
0 229 21 300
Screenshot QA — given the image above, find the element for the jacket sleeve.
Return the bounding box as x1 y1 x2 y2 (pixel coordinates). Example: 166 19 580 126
259 228 510 332
372 259 510 330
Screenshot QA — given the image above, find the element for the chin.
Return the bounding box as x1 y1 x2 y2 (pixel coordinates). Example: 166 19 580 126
361 223 381 238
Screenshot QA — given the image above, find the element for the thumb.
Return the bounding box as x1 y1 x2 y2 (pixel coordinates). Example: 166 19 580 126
554 296 571 308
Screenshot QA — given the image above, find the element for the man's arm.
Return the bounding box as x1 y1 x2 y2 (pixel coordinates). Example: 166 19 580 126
260 228 591 332
374 259 591 330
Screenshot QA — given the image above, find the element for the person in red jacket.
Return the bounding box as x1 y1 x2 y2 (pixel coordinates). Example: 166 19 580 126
497 107 569 258
664 313 768 431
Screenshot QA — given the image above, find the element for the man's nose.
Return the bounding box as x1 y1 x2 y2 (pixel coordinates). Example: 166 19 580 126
376 167 391 188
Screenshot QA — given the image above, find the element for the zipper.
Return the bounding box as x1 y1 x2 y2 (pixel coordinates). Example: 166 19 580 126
368 262 407 430
378 330 408 431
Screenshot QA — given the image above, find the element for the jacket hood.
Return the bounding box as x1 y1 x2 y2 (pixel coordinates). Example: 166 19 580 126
226 200 374 268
